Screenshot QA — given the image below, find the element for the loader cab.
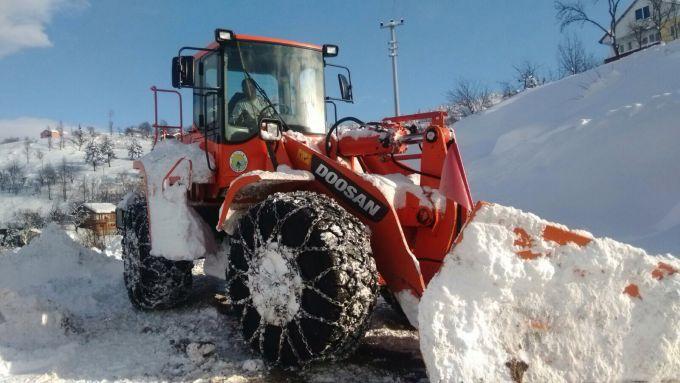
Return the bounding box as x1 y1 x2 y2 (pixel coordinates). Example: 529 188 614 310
173 30 352 144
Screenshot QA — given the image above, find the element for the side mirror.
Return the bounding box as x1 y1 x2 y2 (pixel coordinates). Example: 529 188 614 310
172 56 195 88
338 74 353 102
259 118 282 141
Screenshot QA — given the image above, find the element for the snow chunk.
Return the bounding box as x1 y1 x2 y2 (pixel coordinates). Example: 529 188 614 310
359 172 446 212
419 203 680 382
140 140 215 260
395 290 420 329
241 358 264 372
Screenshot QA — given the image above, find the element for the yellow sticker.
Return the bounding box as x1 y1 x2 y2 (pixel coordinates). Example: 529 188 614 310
297 149 312 166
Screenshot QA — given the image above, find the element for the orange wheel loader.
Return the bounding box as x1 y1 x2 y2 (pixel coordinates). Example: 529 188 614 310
116 28 476 368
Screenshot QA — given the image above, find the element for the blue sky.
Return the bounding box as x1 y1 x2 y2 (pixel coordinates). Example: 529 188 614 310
0 0 622 135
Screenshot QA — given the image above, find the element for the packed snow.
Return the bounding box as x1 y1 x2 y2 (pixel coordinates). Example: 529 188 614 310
0 226 428 382
359 172 447 213
419 202 679 383
456 41 680 254
246 241 303 326
139 140 215 261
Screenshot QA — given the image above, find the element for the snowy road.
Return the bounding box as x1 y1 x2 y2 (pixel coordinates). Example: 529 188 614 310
0 227 427 383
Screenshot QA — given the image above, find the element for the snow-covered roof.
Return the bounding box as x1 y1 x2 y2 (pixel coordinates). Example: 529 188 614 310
81 202 117 214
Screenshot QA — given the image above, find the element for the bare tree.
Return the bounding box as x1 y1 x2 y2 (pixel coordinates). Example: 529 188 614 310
6 161 26 194
649 0 678 37
57 121 65 150
628 19 650 48
72 125 86 151
85 139 105 171
86 126 96 137
557 34 598 76
34 150 45 168
127 138 143 159
41 163 57 200
79 228 106 250
46 126 53 151
446 80 492 118
138 121 152 138
22 139 31 165
555 0 623 57
514 60 543 89
99 135 117 167
57 157 74 201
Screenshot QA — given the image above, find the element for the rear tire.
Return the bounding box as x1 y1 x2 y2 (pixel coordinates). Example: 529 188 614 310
227 191 379 368
120 193 193 310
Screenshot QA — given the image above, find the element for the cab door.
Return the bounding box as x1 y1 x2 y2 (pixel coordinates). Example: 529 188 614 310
193 52 222 144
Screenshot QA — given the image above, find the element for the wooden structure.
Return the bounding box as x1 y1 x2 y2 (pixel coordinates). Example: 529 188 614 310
40 129 62 139
78 203 117 235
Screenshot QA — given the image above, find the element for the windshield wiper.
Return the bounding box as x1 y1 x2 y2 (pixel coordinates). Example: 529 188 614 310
235 42 289 131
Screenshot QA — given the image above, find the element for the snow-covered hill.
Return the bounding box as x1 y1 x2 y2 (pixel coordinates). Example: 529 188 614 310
0 133 151 226
456 41 680 254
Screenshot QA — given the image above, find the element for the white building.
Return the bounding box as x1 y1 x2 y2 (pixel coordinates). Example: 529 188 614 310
600 0 680 58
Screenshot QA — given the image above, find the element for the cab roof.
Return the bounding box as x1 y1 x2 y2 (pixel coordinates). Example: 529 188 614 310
194 34 322 59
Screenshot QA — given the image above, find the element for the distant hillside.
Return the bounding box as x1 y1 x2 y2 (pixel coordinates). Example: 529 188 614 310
455 41 680 254
0 133 151 226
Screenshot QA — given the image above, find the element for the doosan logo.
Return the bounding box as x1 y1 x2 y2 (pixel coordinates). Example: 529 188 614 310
312 156 387 221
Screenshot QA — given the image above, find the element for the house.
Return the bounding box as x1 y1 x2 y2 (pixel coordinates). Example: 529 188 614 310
40 129 63 139
77 203 118 235
600 0 680 59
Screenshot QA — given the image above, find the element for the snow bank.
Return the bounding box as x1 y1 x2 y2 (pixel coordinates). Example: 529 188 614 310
456 41 680 254
0 224 422 382
419 203 679 382
0 224 124 375
140 140 214 260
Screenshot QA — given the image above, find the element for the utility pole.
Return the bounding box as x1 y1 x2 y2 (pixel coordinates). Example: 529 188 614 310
380 18 404 116
108 109 114 136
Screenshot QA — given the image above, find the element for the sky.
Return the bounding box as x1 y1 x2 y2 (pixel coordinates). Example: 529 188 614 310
0 0 623 137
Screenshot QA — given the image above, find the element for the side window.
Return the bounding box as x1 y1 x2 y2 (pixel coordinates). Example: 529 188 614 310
192 53 221 138
202 54 220 131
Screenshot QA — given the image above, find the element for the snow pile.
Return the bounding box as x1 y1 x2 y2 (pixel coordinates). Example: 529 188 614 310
419 203 679 383
0 224 427 381
0 224 124 375
139 140 214 260
456 41 680 254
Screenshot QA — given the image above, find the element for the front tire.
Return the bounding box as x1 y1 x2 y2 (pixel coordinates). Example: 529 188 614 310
120 193 193 310
227 191 379 368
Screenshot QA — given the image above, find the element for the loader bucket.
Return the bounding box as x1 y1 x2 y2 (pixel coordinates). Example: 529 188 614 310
418 202 680 382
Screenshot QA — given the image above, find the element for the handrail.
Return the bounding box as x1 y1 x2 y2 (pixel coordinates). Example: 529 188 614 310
150 86 183 147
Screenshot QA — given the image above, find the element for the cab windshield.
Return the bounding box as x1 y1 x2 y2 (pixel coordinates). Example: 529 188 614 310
223 41 325 141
